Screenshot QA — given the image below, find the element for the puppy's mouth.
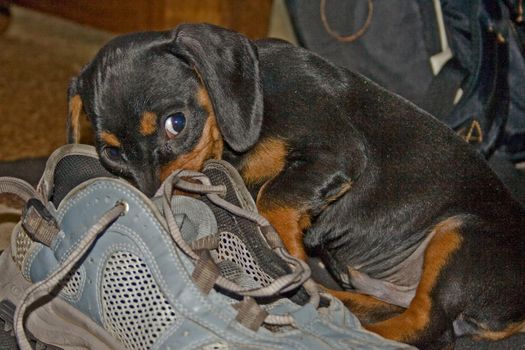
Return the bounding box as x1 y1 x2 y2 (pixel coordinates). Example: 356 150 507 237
123 140 215 197
110 145 213 198
130 169 161 198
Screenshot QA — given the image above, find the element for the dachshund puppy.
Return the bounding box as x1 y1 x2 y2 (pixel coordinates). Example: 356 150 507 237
67 24 525 349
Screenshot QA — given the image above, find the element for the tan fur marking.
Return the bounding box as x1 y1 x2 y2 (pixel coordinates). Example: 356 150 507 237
258 205 311 260
240 138 288 185
140 111 158 136
197 87 213 115
477 320 525 341
68 95 83 143
325 288 403 320
100 131 121 147
365 217 463 342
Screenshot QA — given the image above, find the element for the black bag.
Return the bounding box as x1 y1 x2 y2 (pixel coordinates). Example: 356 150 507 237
286 0 525 162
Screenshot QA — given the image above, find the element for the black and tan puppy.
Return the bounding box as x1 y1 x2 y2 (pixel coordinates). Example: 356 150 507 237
66 24 525 349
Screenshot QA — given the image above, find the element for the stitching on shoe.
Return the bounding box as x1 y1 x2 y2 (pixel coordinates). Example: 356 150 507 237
151 315 184 348
23 241 44 281
55 182 160 263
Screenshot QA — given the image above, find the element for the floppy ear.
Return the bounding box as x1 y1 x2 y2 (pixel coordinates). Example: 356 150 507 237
66 77 83 144
170 23 264 153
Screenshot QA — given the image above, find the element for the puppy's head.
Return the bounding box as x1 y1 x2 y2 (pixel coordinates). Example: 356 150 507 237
67 24 263 196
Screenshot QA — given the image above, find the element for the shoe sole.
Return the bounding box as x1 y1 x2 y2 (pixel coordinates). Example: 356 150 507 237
0 249 126 350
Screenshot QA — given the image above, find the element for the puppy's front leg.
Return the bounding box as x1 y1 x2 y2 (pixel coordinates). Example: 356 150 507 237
255 161 353 261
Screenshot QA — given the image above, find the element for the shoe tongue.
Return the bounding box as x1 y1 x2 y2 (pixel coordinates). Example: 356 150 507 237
50 151 115 207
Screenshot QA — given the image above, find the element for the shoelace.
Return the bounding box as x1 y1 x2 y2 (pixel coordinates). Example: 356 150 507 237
2 169 321 348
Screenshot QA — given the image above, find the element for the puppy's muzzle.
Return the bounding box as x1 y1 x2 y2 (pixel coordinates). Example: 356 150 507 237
132 170 161 197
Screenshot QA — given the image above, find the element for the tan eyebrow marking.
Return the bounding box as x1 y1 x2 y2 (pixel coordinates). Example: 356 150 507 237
140 111 158 136
100 131 121 147
67 94 83 143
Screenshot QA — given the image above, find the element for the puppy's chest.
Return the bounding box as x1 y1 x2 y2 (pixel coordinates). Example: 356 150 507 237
236 137 288 187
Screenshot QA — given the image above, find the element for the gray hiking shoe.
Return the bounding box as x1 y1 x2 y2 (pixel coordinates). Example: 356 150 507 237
0 144 413 349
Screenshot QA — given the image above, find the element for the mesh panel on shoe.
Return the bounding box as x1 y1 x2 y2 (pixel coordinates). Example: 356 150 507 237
202 163 311 305
14 227 32 271
202 167 291 281
51 155 114 206
215 231 273 287
101 251 176 350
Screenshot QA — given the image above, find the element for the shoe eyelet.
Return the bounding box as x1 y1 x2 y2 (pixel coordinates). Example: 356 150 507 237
115 200 129 216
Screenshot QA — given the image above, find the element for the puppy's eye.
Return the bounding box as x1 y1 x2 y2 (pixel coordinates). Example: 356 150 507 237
103 146 122 161
165 113 186 138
